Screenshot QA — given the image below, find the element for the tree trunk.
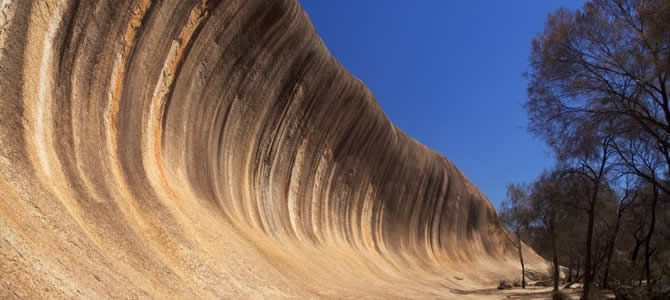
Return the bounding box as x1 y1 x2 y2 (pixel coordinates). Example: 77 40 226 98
582 193 597 300
645 239 651 291
582 144 608 300
518 234 526 289
644 186 658 293
602 239 614 289
551 229 559 292
602 206 623 289
632 233 643 263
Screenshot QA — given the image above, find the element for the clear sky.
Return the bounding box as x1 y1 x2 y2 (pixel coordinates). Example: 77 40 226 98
298 1 586 209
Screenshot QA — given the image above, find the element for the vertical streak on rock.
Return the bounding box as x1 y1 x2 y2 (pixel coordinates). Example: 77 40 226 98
105 0 152 230
34 1 65 180
144 0 209 203
288 136 306 240
24 0 89 231
311 149 329 243
0 1 550 297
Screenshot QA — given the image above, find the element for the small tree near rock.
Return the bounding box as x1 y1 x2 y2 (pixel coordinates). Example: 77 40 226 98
500 183 532 289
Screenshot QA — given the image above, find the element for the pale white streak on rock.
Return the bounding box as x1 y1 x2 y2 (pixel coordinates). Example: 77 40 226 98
323 162 337 242
288 136 306 240
311 149 330 242
35 1 66 179
23 0 92 243
361 183 376 250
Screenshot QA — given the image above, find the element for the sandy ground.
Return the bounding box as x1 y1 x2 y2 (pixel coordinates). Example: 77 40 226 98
457 286 616 300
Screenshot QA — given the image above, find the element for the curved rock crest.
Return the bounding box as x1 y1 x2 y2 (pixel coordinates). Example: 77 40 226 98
0 0 545 298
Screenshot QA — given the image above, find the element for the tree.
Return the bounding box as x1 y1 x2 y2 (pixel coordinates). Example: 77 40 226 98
526 0 670 193
500 183 532 289
628 183 661 291
525 1 670 298
530 129 613 298
600 175 637 288
528 171 564 293
612 130 665 292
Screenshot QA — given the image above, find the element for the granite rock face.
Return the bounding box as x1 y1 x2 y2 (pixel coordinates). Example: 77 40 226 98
0 0 546 298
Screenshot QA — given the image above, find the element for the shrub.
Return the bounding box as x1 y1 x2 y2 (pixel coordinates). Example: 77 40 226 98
498 280 513 290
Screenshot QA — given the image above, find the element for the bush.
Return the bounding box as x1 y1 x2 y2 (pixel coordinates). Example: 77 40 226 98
498 280 513 290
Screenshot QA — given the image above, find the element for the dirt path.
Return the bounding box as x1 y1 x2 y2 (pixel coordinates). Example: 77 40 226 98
456 286 616 299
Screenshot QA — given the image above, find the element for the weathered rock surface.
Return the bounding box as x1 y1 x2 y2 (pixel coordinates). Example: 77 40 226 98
0 0 546 298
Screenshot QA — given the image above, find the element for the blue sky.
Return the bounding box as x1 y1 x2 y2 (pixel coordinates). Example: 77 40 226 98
298 1 585 209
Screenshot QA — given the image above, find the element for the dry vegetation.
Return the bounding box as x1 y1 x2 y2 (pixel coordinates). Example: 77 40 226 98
501 0 670 299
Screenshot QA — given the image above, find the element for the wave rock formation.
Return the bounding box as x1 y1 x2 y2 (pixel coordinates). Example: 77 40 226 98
0 0 546 298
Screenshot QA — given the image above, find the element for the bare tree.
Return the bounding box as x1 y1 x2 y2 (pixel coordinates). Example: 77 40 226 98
526 0 670 193
525 1 670 298
612 130 665 291
500 183 532 289
536 133 613 298
528 171 563 293
601 175 638 288
630 183 661 291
